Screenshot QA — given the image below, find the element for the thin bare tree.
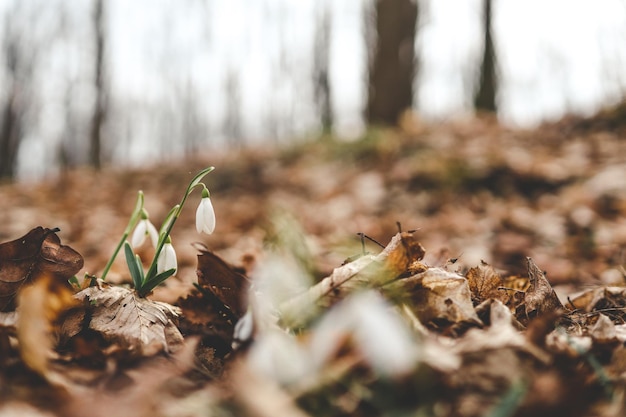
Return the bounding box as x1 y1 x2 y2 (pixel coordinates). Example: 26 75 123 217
89 0 107 169
313 3 334 135
223 69 243 147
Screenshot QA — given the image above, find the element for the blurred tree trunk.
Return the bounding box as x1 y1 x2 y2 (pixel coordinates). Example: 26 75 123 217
89 0 107 169
223 69 243 147
313 3 333 135
366 0 417 126
0 14 28 180
474 0 498 112
0 51 20 179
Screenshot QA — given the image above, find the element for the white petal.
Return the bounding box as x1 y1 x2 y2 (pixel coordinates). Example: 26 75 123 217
131 220 147 247
247 330 313 385
196 198 216 234
146 220 159 248
195 204 203 234
311 291 419 378
157 243 177 274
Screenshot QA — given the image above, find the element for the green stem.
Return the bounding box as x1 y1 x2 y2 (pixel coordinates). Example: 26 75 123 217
142 166 215 287
101 191 145 280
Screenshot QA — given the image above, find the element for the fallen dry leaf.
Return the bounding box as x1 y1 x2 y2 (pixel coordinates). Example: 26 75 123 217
17 273 76 380
278 232 425 327
176 245 252 357
177 291 236 357
390 267 482 330
73 280 183 356
523 257 564 320
195 243 250 319
61 338 200 417
466 261 503 305
0 227 83 311
568 286 626 324
589 313 618 344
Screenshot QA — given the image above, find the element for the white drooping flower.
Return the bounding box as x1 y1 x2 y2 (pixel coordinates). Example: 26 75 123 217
131 210 159 248
310 291 420 378
195 188 216 235
157 237 177 274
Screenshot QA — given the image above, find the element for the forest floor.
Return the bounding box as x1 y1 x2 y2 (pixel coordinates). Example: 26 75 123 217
2 108 626 416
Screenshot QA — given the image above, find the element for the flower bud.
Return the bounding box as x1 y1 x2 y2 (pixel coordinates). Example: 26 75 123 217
195 188 216 235
157 237 177 274
131 210 159 248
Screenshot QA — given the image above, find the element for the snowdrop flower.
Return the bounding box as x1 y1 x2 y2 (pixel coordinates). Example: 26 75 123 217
131 209 159 248
157 236 177 274
232 309 255 350
311 291 419 378
247 329 315 386
195 188 216 235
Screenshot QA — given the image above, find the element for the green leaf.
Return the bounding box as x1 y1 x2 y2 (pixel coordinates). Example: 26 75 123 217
102 191 145 281
187 166 215 193
135 254 145 281
158 204 180 237
138 268 176 296
124 241 144 290
68 275 80 287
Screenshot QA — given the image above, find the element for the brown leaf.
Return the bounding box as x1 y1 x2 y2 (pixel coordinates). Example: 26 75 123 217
568 286 626 320
278 233 425 327
388 231 426 274
523 257 564 320
466 261 503 305
62 338 200 417
589 314 618 344
177 292 235 356
74 281 183 356
0 227 84 311
195 244 250 318
390 267 482 329
176 246 251 356
17 273 77 380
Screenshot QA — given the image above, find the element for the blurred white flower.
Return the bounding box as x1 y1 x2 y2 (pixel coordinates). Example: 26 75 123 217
311 291 420 378
157 240 177 274
131 218 159 248
247 329 314 386
232 309 255 350
195 190 216 235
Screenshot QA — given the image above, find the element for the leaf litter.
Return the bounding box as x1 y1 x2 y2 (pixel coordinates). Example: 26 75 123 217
2 115 626 416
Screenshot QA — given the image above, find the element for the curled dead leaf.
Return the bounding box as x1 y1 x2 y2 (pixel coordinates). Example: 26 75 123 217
523 257 564 320
0 227 83 311
73 280 183 356
278 232 425 327
17 273 77 381
176 245 252 356
195 243 250 319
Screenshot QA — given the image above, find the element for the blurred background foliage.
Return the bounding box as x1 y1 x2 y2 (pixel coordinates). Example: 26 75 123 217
1 0 625 181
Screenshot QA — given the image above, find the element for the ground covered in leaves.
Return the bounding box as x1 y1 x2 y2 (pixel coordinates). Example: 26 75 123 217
1 110 626 416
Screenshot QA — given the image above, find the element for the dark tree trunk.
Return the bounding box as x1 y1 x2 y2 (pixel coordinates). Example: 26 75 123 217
366 0 418 126
474 0 498 112
89 0 106 169
0 28 22 180
0 91 20 179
